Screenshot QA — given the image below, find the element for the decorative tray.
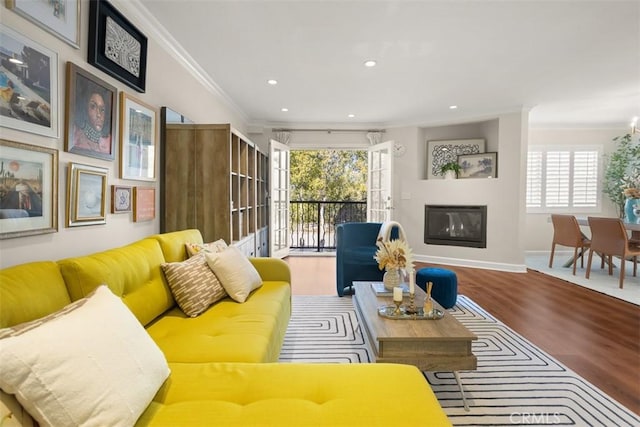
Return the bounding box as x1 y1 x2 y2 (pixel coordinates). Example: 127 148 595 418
377 305 444 320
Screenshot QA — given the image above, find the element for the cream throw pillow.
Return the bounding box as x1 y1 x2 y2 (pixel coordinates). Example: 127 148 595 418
205 246 262 303
0 286 170 427
161 252 227 317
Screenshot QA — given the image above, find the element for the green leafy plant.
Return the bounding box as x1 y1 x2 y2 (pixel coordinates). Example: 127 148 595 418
602 133 640 216
440 161 461 176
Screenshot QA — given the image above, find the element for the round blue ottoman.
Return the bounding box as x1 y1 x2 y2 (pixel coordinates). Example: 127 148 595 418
415 267 458 309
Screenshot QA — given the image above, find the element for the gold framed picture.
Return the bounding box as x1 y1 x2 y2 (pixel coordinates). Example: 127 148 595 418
64 62 117 161
0 139 58 239
119 92 157 181
67 162 107 227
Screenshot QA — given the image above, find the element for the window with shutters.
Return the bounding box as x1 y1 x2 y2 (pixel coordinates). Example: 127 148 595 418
526 146 601 213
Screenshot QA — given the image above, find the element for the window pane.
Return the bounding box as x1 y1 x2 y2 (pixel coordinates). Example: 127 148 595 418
526 151 542 208
573 150 598 207
545 151 570 207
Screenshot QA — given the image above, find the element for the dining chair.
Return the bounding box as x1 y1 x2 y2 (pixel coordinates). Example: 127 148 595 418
548 214 591 275
586 216 640 288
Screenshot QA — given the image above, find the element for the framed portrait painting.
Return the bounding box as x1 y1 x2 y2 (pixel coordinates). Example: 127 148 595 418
426 139 485 179
111 185 132 213
119 92 157 181
0 139 58 239
458 152 498 179
0 24 59 138
88 0 148 93
133 186 155 222
66 162 107 227
5 0 80 48
64 62 117 161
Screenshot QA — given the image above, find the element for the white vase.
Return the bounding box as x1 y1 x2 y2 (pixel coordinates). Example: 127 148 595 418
443 170 456 180
383 268 401 291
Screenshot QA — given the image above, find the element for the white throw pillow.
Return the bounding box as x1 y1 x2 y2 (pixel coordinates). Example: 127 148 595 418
0 285 170 427
205 246 262 303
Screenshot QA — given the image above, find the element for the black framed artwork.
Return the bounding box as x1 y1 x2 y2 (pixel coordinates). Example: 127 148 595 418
88 0 147 93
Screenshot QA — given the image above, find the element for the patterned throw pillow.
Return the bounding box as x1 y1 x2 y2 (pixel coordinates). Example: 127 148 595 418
161 252 227 317
185 239 228 257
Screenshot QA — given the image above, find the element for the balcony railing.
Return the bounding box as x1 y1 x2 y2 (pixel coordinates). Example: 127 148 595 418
290 201 366 251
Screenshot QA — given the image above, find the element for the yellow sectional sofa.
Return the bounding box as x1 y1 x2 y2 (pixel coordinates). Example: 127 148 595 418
0 229 451 426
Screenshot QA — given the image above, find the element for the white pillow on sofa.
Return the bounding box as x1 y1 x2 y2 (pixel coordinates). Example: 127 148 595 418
205 246 262 303
0 285 170 427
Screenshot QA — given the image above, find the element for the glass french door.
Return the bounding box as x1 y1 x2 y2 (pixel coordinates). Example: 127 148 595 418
367 140 394 222
269 139 290 258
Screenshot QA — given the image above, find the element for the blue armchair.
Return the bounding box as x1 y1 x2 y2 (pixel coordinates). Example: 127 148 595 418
335 222 400 296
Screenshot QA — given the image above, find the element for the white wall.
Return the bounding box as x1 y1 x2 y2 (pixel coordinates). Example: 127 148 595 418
386 112 529 272
1 2 627 270
0 0 246 268
524 128 626 252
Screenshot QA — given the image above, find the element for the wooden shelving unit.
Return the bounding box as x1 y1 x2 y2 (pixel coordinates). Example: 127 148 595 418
162 123 268 256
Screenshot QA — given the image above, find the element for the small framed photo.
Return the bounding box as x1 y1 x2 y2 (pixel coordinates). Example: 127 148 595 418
67 162 108 227
119 92 157 181
133 186 155 222
65 62 117 161
5 0 80 48
0 24 59 138
111 185 132 213
457 152 498 179
88 0 148 93
0 139 58 239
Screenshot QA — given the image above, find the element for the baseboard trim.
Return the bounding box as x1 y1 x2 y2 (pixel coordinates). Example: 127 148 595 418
413 254 527 273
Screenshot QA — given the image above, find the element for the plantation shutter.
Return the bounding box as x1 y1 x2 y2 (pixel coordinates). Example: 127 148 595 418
572 150 599 207
545 151 570 207
526 151 543 208
526 146 600 212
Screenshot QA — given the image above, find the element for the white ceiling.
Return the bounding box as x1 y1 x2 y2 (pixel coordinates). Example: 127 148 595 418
137 0 639 129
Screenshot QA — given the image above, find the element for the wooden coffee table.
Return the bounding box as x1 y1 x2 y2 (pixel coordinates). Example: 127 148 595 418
352 281 477 409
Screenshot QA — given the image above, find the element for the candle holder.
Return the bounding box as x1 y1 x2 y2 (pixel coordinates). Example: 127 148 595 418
392 299 402 315
405 292 418 314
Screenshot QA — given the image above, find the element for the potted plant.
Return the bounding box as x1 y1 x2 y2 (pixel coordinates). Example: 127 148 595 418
602 133 640 217
440 162 461 179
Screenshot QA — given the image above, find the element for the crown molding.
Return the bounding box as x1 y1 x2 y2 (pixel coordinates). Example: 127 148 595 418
115 0 249 124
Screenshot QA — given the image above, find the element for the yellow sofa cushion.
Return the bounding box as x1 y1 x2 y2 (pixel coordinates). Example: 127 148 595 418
151 229 203 263
137 362 451 426
0 261 70 328
58 238 173 326
146 281 291 363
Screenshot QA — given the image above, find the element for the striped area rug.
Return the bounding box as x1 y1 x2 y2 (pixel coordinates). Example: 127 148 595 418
279 295 639 426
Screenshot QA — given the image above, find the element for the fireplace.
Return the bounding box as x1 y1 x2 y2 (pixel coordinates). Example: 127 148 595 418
424 205 487 248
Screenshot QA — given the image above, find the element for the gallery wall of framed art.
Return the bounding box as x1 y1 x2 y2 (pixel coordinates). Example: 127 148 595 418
0 0 162 262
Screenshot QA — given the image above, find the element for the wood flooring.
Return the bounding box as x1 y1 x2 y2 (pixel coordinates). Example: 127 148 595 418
284 255 640 415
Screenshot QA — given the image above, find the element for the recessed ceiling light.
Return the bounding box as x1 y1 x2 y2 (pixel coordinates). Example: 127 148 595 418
449 105 458 109
281 108 288 112
348 114 355 118
267 79 278 85
9 58 23 64
364 60 377 67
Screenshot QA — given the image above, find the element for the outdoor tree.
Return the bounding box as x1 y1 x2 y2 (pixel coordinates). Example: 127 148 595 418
290 150 367 201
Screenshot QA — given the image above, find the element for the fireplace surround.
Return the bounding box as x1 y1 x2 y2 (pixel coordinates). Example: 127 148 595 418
424 205 487 248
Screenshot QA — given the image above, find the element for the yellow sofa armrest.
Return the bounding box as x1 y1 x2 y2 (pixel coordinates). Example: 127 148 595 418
248 257 291 283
